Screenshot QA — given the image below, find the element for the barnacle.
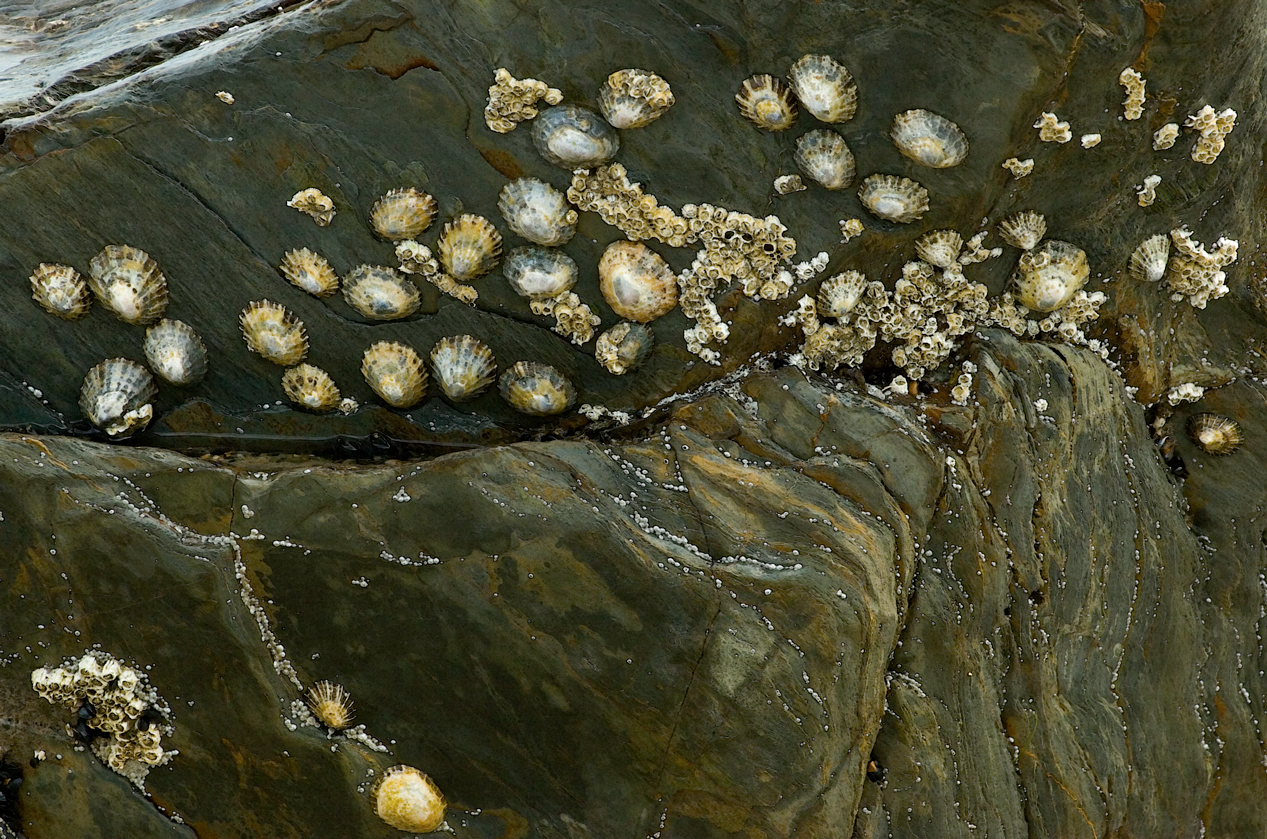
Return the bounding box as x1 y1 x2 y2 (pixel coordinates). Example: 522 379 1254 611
599 69 674 129
1003 157 1034 178
1137 175 1161 207
1186 105 1236 164
1119 68 1145 120
595 322 654 375
1080 133 1102 148
1153 123 1179 150
484 68 563 133
1165 227 1237 308
287 188 335 226
1033 112 1072 143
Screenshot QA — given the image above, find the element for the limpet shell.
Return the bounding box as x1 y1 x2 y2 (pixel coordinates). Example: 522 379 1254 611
240 300 308 366
1186 413 1243 455
306 681 354 730
342 265 420 321
370 187 437 241
499 361 576 416
88 245 168 325
858 175 929 224
438 214 503 281
362 341 427 408
596 321 654 375
890 109 968 168
1129 234 1170 283
30 263 91 320
430 335 497 402
372 765 446 833
282 364 341 413
998 212 1047 251
788 54 857 123
598 240 679 323
794 129 855 190
817 270 867 318
736 74 797 131
503 246 578 300
531 104 620 169
498 178 578 247
599 68 675 129
79 358 157 438
1012 240 1089 313
144 318 208 386
279 248 339 297
914 230 964 269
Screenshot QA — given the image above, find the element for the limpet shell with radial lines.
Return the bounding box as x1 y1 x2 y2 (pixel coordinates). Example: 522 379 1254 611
144 319 207 386
30 263 91 319
599 69 675 129
890 109 968 168
1012 240 1089 313
342 265 420 321
595 321 654 375
1129 234 1170 283
438 214 503 281
788 54 857 123
362 341 427 408
372 765 446 833
914 230 963 269
430 335 497 402
306 681 354 729
240 300 308 366
80 358 157 438
531 105 620 169
736 74 797 131
794 129 855 190
282 364 341 413
503 246 578 300
88 245 168 325
998 211 1047 251
498 178 578 246
279 248 339 297
858 175 929 224
499 361 576 416
817 270 867 318
598 240 679 323
370 188 437 241
1186 413 1243 455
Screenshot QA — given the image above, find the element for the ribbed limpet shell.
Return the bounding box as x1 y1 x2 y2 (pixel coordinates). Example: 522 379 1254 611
914 230 963 269
890 109 968 168
599 69 675 129
30 263 91 319
80 358 157 438
88 245 168 325
370 187 437 241
817 270 867 318
595 322 654 375
788 54 857 123
282 364 341 413
438 214 503 281
362 341 427 408
998 212 1047 251
858 174 929 224
736 74 797 131
498 178 578 247
598 240 679 323
240 300 308 366
794 129 855 190
305 681 354 729
144 318 208 386
503 246 578 300
531 104 620 169
279 248 339 297
1012 240 1089 312
342 265 420 321
372 765 446 833
430 335 497 402
499 361 576 416
1186 413 1243 455
1129 234 1170 283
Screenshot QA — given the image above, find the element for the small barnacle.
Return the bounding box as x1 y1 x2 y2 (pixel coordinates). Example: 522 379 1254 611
787 54 857 123
736 74 797 131
80 358 157 438
1003 157 1034 178
437 214 503 281
839 218 864 242
774 174 807 195
30 263 91 319
1186 106 1236 164
361 341 427 408
816 270 867 317
372 765 446 833
531 104 620 169
914 230 964 269
1119 68 1145 120
1137 175 1161 207
282 364 341 413
1152 123 1179 150
215 91 234 104
279 248 339 297
1033 112 1072 143
598 240 679 322
890 109 968 168
88 245 168 325
794 129 855 189
341 265 420 321
484 68 563 134
503 246 578 300
858 174 929 224
429 335 497 401
287 188 335 226
498 178 578 246
240 300 308 366
144 319 207 386
1012 240 1089 312
1129 233 1170 282
595 322 654 375
370 188 437 242
998 211 1046 251
305 681 354 730
499 361 576 416
599 69 675 129
1186 413 1243 455
1080 133 1102 148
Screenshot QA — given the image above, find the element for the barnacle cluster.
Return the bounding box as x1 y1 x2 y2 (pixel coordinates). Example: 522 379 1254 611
599 69 675 129
1002 157 1034 178
1153 123 1179 150
774 174 807 195
1137 175 1161 207
839 218 864 242
1164 226 1238 308
595 321 654 375
396 239 478 305
287 188 336 226
31 652 173 788
1033 112 1072 143
1185 105 1236 164
982 285 1106 344
1166 382 1205 406
1118 68 1145 120
484 68 563 133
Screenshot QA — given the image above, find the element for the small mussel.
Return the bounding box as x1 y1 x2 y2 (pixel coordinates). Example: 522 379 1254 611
342 265 420 321
30 263 91 319
736 74 797 131
240 300 308 366
788 54 857 123
437 214 503 281
144 319 207 386
599 68 675 129
794 129 855 190
372 765 446 833
595 321 654 375
362 341 427 408
279 248 339 297
79 358 157 438
370 187 437 241
88 245 168 325
430 335 497 401
598 240 679 323
858 174 929 224
498 178 578 247
817 270 867 317
499 361 576 416
282 364 341 413
1186 413 1243 455
531 104 620 169
503 246 578 300
305 680 354 730
890 109 969 168
1012 240 1089 312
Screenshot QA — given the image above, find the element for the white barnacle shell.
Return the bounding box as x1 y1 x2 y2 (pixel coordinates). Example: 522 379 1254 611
282 364 341 413
1152 123 1179 150
1080 133 1102 148
279 248 339 297
430 335 497 402
787 54 857 124
816 270 867 317
499 361 576 416
30 263 91 319
595 322 654 375
858 174 929 224
437 214 503 281
341 265 420 320
599 69 675 129
1003 157 1034 178
1119 68 1145 120
1129 234 1170 282
1012 239 1089 312
370 188 437 241
240 300 308 366
531 104 620 169
736 74 797 131
598 240 679 323
1137 174 1161 207
890 109 968 168
1033 112 1072 143
287 188 335 226
372 765 446 833
361 341 427 408
144 318 207 386
88 245 168 325
914 230 964 269
794 129 855 190
503 246 578 300
498 178 578 246
80 358 157 437
998 211 1047 251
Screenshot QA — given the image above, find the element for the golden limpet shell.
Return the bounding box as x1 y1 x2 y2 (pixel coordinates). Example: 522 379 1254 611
362 341 427 409
279 248 339 297
998 211 1047 251
1012 240 1089 313
858 174 929 224
30 263 91 319
793 129 855 190
438 214 503 281
1129 234 1170 283
372 765 446 833
306 680 354 730
282 364 341 413
531 104 621 169
598 240 679 323
79 358 157 438
595 321 654 375
240 300 308 366
503 246 578 300
788 54 857 123
430 335 497 402
890 109 968 168
736 74 797 131
342 265 421 321
370 187 437 241
88 244 168 325
599 68 675 129
499 361 576 416
498 178 578 247
144 318 208 386
914 230 964 269
1186 413 1243 455
817 270 867 318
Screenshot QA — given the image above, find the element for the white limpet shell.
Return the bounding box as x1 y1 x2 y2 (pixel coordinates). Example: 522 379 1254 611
499 361 576 416
816 270 867 317
240 300 308 366
1129 234 1170 282
890 109 968 168
144 318 208 386
287 188 335 226
361 341 427 409
998 211 1047 251
794 129 855 189
1012 239 1089 312
503 246 578 300
736 74 797 131
30 263 91 319
787 54 857 124
531 104 620 169
370 188 437 242
88 245 168 325
282 364 341 413
498 178 578 247
1152 123 1179 150
341 265 420 321
372 765 446 833
80 358 157 438
279 248 339 297
305 681 354 729
437 214 503 281
598 240 679 323
599 69 675 129
914 230 964 269
430 335 497 402
858 174 929 224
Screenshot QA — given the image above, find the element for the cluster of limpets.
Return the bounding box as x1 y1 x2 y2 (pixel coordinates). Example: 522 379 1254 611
29 245 208 438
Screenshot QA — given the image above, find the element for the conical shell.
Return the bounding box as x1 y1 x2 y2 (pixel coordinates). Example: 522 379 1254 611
914 230 964 269
370 188 437 241
998 212 1047 251
1129 234 1170 283
598 240 678 323
499 361 576 416
736 74 797 131
79 358 157 438
430 335 497 401
88 245 168 325
794 129 855 190
438 214 502 281
342 265 420 321
362 341 427 408
531 104 620 169
595 322 655 375
788 54 857 123
372 765 445 833
1012 240 1089 313
817 270 867 317
240 300 308 366
279 248 339 297
1186 413 1243 455
305 680 354 729
282 364 341 413
890 109 968 168
503 246 578 300
498 178 578 246
30 263 91 319
144 318 208 386
858 174 929 224
599 69 675 129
